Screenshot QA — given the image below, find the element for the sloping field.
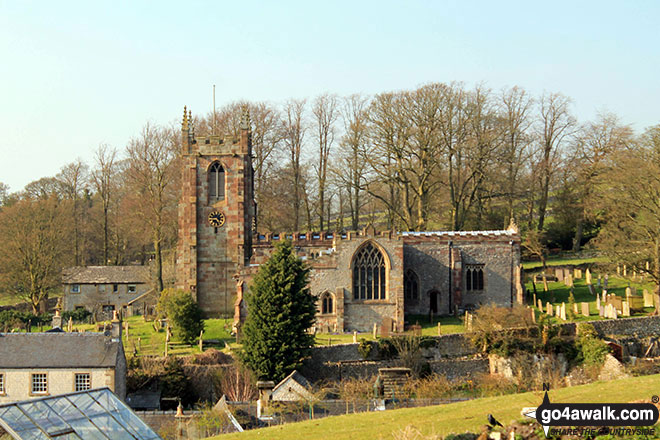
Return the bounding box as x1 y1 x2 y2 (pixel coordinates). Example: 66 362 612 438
213 374 660 440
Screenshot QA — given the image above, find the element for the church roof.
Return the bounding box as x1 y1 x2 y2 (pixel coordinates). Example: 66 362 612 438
400 229 517 237
62 265 150 284
0 332 122 369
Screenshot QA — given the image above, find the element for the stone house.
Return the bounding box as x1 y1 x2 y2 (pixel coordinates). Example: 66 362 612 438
62 266 153 318
0 322 127 404
174 107 524 332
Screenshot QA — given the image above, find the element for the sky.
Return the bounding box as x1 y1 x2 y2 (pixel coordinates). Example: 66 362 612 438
1 0 658 192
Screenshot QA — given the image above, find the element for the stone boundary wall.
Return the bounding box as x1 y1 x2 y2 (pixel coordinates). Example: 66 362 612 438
302 316 660 382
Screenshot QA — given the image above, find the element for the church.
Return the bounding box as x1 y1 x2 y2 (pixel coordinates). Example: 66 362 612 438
175 107 524 333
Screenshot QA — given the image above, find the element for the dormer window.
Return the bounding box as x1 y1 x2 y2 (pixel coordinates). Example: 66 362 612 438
209 162 225 201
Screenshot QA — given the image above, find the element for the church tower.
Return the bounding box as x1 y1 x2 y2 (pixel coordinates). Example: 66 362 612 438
175 107 256 317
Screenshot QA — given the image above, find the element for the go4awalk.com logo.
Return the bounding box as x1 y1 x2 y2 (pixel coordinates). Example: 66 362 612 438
523 392 659 437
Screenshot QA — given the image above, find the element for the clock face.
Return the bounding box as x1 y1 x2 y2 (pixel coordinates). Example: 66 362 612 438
208 211 226 227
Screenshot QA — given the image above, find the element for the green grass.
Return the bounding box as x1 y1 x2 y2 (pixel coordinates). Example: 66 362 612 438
526 273 655 323
313 316 464 346
522 256 608 270
213 374 660 440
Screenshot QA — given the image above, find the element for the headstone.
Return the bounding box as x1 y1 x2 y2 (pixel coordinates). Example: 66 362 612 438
604 274 609 289
617 265 621 276
599 305 605 317
437 322 442 336
646 261 650 271
623 265 627 277
576 269 582 279
556 268 564 281
643 289 654 307
555 305 561 318
588 284 596 296
530 307 536 323
372 323 378 339
546 302 553 316
612 307 618 320
606 304 613 319
625 287 632 297
581 302 590 317
622 301 631 317
353 331 358 343
560 303 567 321
597 275 601 288
533 293 537 307
538 299 544 312
573 302 579 315
585 268 592 285
596 295 601 311
567 274 574 287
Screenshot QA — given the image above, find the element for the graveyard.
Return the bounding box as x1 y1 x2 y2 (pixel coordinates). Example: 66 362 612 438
526 265 657 323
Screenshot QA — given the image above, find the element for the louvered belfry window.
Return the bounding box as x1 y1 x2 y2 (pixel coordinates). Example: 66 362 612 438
352 242 387 300
209 162 225 201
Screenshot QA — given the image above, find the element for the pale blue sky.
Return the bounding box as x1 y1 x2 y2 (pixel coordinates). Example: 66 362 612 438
1 0 658 192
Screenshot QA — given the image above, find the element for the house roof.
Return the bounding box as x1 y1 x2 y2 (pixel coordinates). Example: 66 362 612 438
62 265 150 284
0 332 122 368
271 370 313 401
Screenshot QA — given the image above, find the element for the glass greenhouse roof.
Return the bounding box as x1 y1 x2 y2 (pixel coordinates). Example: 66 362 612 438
0 388 161 440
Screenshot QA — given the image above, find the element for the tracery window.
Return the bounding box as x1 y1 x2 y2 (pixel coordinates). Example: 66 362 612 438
320 292 334 314
465 265 484 291
352 242 387 300
209 162 225 201
404 269 419 300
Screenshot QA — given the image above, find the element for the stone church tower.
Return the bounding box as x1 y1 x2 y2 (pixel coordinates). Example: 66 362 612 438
175 107 256 317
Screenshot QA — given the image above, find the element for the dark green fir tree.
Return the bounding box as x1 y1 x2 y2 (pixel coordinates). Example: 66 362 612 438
240 241 316 381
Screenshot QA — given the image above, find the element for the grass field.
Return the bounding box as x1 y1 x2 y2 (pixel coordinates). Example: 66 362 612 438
213 374 660 440
522 256 607 270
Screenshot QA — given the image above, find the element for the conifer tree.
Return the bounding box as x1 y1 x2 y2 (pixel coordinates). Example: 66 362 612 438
240 241 316 381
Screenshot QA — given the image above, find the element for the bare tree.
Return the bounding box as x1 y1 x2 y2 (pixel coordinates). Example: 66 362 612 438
312 93 339 230
535 93 575 231
281 99 307 231
126 123 178 292
57 160 89 265
91 145 118 264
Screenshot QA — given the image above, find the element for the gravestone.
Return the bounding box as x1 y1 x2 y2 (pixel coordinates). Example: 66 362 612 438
608 296 623 311
567 274 574 287
646 261 650 271
560 303 567 321
622 301 631 317
629 296 644 310
581 302 590 317
556 268 564 281
547 302 553 316
603 274 609 289
538 299 544 312
573 302 579 315
585 268 592 285
556 305 561 318
643 289 654 307
599 305 604 317
588 284 596 296
625 287 632 297
623 265 627 277
597 275 601 288
381 318 393 338
596 294 601 311
617 265 621 276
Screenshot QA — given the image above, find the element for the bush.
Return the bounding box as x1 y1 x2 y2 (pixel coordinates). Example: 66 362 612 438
61 308 91 323
158 288 205 344
357 338 373 359
576 323 609 366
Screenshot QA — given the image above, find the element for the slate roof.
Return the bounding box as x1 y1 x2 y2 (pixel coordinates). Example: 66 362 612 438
399 229 517 237
62 265 150 284
0 333 122 368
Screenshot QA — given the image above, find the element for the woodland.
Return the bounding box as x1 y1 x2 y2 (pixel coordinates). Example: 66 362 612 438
1 82 660 311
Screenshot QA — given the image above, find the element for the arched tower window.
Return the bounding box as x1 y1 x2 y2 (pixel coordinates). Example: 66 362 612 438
404 269 419 300
320 292 334 314
352 242 387 300
209 162 225 201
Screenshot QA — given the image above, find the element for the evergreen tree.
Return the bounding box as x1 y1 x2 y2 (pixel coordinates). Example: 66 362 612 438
240 241 316 381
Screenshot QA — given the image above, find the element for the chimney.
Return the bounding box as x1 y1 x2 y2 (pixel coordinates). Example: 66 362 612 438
110 310 122 340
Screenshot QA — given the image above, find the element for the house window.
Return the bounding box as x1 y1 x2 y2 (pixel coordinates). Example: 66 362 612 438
209 162 225 201
465 265 485 291
113 284 119 293
71 285 80 293
352 242 387 300
0 373 4 394
320 292 334 314
128 285 137 293
31 373 47 395
75 373 91 392
404 270 419 300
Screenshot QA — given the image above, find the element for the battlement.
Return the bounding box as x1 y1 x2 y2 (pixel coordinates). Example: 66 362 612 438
252 228 399 248
191 135 240 146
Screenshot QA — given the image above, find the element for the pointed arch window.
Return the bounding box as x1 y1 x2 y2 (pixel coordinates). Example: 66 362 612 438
209 162 225 201
320 292 334 315
465 265 484 291
404 269 419 300
352 242 387 300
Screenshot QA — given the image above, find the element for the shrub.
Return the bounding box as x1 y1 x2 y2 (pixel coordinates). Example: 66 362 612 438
157 288 204 344
357 338 373 359
62 308 91 323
